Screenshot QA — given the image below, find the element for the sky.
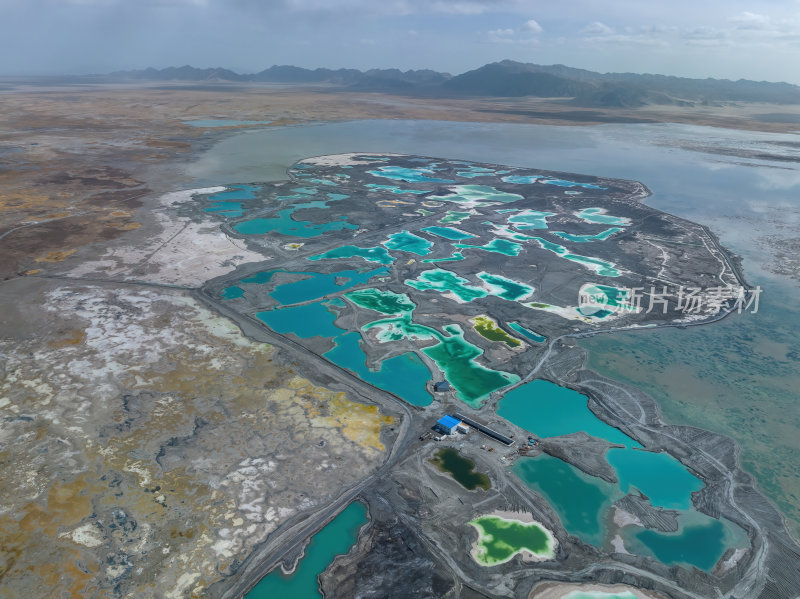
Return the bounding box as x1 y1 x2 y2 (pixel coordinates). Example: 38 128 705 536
2 0 800 83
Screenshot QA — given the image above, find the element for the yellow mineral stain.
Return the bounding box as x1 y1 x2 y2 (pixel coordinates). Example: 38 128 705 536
34 249 77 263
48 329 86 349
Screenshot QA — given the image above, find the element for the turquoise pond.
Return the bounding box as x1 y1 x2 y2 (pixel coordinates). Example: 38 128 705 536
308 245 395 265
323 332 433 406
256 301 344 339
405 269 487 302
233 208 357 237
221 285 244 299
368 165 455 184
203 184 260 218
365 183 428 194
476 272 533 301
241 268 390 306
382 230 433 256
508 322 546 343
422 252 465 263
507 209 555 230
246 501 367 599
577 208 630 226
513 453 621 546
497 380 639 447
454 238 522 256
511 454 746 570
421 226 476 240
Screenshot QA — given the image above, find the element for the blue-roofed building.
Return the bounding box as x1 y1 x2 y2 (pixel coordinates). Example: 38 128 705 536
435 415 461 435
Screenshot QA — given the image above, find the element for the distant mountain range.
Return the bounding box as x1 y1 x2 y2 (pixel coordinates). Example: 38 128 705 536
104 60 800 107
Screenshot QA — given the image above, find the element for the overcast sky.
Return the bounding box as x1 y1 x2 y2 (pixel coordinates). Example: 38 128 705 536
2 0 800 83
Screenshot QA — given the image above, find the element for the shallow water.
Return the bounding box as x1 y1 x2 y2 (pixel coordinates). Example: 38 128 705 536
245 501 366 599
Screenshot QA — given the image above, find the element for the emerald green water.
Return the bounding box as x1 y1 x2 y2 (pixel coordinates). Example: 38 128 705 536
246 501 367 599
512 454 621 546
470 515 553 565
606 448 702 510
439 210 472 224
497 380 639 447
345 288 415 316
362 317 516 406
323 332 432 406
454 238 522 256
554 228 623 242
405 269 487 302
256 301 344 339
508 322 546 343
422 324 518 407
477 272 533 301
382 230 433 255
421 226 476 240
308 245 395 265
431 448 490 490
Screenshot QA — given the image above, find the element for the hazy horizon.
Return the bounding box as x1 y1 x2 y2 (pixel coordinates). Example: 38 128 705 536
2 0 800 85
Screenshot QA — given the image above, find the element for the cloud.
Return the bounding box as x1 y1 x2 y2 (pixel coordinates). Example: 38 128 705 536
581 22 614 36
521 19 543 34
488 28 514 37
730 11 771 30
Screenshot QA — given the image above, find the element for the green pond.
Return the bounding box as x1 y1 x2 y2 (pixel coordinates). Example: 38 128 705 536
246 501 367 599
422 324 519 407
508 322 546 343
345 288 415 316
439 210 472 224
405 269 487 302
497 380 639 447
382 230 433 256
430 448 490 490
421 226 476 240
472 316 521 348
363 317 517 406
323 332 433 406
470 515 554 566
308 245 395 265
512 453 622 546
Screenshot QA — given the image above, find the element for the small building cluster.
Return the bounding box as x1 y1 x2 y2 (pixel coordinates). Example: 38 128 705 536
434 415 470 435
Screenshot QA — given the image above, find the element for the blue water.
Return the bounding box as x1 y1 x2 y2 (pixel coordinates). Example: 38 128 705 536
256 301 344 338
246 501 367 599
498 380 639 447
508 322 546 343
221 285 245 299
606 448 703 510
368 165 454 184
204 184 260 218
324 332 433 406
269 268 391 305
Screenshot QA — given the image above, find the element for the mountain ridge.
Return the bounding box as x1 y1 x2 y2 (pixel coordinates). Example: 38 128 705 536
103 60 800 107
